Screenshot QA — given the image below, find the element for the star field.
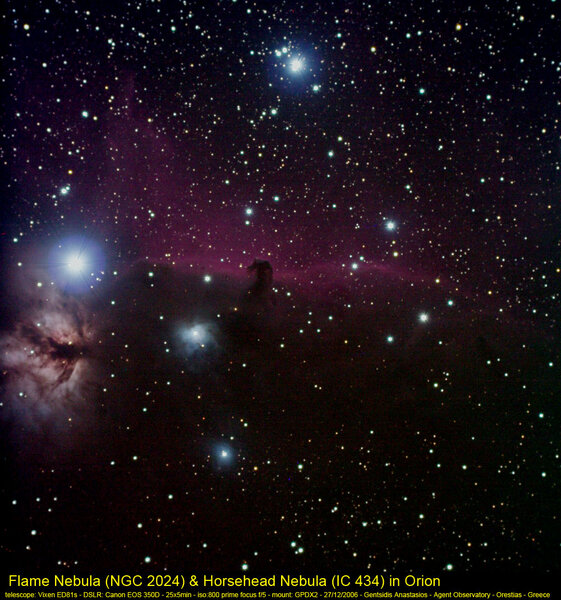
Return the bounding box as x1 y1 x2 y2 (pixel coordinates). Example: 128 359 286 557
1 0 560 583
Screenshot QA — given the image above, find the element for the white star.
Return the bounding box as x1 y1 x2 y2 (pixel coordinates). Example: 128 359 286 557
215 444 234 465
66 254 86 274
289 57 304 73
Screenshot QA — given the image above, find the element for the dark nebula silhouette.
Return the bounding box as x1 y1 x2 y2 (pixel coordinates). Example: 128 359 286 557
247 259 274 302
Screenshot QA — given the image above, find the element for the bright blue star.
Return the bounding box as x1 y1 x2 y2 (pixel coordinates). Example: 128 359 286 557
180 324 210 348
214 443 235 468
289 56 305 73
270 43 321 92
66 253 86 274
49 236 105 292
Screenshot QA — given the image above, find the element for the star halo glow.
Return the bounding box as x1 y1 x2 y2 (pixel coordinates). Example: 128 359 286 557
48 236 105 292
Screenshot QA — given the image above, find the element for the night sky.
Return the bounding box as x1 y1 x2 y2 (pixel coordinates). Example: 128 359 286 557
1 0 560 582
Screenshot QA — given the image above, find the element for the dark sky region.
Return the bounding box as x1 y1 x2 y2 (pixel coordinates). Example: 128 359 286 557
1 0 560 582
